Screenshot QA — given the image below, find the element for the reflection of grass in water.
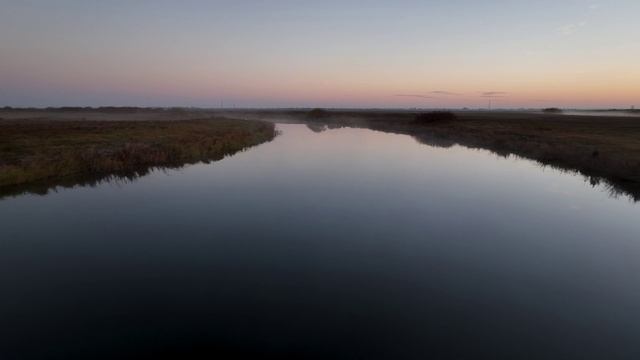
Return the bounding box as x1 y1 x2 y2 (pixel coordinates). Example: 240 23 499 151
404 122 640 201
0 118 276 198
292 109 640 201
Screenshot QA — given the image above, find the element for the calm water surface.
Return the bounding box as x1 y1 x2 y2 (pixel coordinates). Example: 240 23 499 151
2 124 640 359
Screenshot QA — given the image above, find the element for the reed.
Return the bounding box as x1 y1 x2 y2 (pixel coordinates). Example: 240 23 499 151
0 118 276 195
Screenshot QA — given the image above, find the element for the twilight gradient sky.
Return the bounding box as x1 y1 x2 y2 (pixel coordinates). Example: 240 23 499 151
1 0 639 108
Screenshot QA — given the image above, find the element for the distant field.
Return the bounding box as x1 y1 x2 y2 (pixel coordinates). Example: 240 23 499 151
0 113 275 197
0 107 221 122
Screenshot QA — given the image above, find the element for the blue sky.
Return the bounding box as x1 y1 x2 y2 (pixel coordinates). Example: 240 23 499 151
1 0 639 108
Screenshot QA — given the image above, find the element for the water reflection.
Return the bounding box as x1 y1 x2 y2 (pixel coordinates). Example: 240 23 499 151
3 121 635 202
0 170 150 199
1 124 639 359
306 120 639 201
0 145 271 200
409 131 639 201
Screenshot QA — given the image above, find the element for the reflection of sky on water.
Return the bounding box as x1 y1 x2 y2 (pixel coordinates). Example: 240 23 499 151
1 124 639 359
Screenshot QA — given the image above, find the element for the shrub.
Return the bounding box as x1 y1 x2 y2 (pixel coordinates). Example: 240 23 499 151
307 108 330 120
543 108 562 113
414 111 457 124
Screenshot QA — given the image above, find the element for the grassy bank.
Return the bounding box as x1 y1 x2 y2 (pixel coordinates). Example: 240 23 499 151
3 107 638 200
369 112 640 199
232 109 640 199
0 117 276 197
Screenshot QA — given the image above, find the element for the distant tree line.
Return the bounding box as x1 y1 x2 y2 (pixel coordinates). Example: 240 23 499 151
414 111 458 124
0 106 203 113
306 108 330 120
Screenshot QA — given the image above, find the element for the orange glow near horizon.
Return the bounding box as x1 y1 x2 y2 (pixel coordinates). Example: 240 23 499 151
1 1 639 108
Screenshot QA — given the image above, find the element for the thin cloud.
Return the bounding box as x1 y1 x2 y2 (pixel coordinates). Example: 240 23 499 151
557 21 587 36
430 91 462 96
480 91 508 98
394 94 434 99
588 2 601 11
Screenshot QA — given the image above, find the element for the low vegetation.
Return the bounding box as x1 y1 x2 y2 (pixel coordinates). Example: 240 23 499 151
0 118 275 197
306 108 330 120
414 111 457 124
543 107 563 113
374 112 640 199
3 107 638 200
232 109 640 199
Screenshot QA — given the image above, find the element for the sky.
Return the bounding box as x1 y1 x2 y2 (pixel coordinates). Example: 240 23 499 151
1 0 639 108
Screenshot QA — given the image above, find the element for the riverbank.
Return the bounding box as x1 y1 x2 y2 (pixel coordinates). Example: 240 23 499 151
229 109 640 199
0 115 275 197
3 107 638 200
371 112 640 200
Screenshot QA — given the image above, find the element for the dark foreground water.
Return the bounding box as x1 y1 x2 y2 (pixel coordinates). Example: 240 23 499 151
2 124 640 359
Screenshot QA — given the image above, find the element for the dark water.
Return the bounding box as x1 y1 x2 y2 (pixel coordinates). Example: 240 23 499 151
2 124 640 359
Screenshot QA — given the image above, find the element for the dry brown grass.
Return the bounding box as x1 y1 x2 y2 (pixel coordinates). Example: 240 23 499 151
233 109 640 199
0 117 275 197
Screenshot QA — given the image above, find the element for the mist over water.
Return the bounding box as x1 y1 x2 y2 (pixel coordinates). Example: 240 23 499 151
561 110 640 117
1 124 639 359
